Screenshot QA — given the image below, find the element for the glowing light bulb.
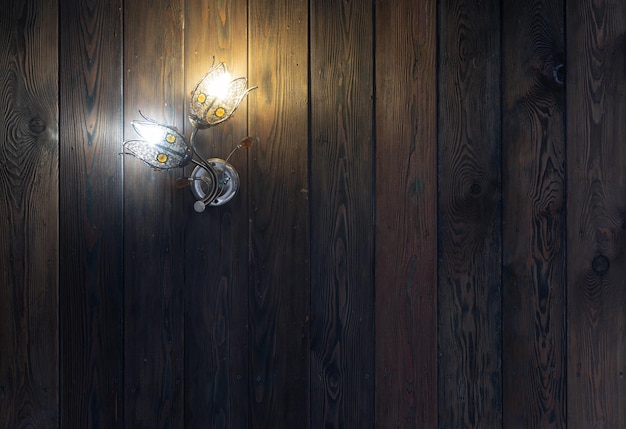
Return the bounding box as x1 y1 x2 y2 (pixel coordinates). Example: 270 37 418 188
204 71 232 101
189 61 256 128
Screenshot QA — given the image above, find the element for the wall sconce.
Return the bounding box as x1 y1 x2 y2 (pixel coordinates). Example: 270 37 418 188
123 60 257 212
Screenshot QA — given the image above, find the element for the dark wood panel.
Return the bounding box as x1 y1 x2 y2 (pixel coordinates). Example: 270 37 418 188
0 1 59 428
247 0 310 426
567 0 626 427
183 0 250 427
58 1 124 427
310 0 375 427
123 1 185 427
374 0 438 427
437 0 502 427
501 0 567 428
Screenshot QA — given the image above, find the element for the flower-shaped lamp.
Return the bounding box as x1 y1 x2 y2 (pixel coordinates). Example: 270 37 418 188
189 61 257 129
123 119 192 169
123 60 257 212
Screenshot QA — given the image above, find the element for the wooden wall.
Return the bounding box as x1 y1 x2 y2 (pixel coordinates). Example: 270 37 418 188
1 0 625 428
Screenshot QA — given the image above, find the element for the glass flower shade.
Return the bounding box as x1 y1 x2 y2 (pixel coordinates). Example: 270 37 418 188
189 61 257 129
123 118 192 170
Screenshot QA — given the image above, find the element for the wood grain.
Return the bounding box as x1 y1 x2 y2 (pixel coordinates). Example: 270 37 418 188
567 0 626 427
123 1 185 427
183 0 250 427
247 0 310 426
5 1 626 427
437 0 502 427
0 1 59 428
58 1 124 427
501 0 567 428
310 0 375 427
374 0 438 427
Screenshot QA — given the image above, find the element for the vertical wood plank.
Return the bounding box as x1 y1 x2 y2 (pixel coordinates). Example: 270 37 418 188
437 0 502 427
374 0 438 426
58 0 124 427
0 1 59 428
310 0 375 427
567 0 626 427
501 0 567 427
123 0 185 427
183 0 250 427
248 0 310 426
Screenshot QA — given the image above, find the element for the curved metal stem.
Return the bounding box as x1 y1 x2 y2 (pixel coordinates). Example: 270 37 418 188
188 127 221 205
224 144 241 164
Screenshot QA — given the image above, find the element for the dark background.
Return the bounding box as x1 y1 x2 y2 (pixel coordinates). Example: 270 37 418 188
1 0 625 427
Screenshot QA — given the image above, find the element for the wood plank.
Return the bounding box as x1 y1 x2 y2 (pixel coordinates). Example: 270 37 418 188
58 1 124 427
437 0 502 427
501 0 567 428
567 0 626 427
0 1 59 428
374 0 438 426
183 0 250 427
123 0 185 427
309 0 375 427
247 0 310 426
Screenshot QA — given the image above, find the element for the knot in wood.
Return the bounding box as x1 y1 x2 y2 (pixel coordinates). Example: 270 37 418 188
29 117 46 135
592 255 610 275
552 64 565 86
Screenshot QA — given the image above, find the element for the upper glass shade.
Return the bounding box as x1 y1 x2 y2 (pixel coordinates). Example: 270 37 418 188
189 61 256 129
